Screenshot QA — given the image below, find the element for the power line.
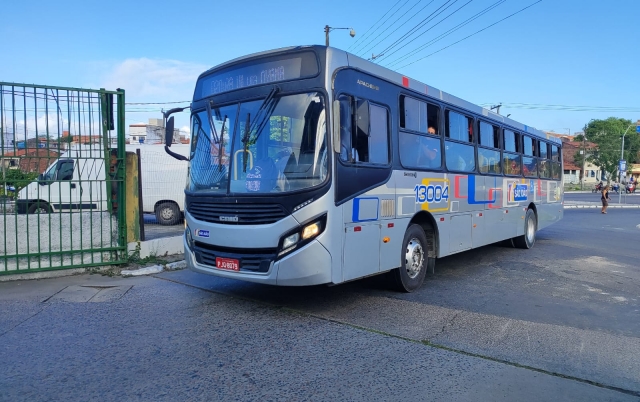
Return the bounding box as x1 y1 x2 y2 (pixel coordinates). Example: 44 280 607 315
376 0 477 65
479 102 640 113
383 0 505 68
396 0 543 70
365 0 457 60
356 0 431 58
351 0 414 55
347 0 405 52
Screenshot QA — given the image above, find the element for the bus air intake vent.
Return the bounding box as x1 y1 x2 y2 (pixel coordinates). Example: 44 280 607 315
188 201 288 225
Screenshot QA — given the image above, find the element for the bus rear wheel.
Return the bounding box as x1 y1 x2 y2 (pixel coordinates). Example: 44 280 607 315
513 209 536 249
391 224 428 292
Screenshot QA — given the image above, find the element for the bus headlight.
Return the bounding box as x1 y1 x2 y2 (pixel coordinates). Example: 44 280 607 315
185 226 194 250
277 214 326 258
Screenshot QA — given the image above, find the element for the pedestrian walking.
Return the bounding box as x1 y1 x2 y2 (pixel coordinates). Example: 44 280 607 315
600 185 610 214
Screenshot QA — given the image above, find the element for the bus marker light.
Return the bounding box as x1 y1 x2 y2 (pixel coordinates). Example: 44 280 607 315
388 223 394 228
383 237 390 243
473 224 477 228
354 226 362 232
440 217 445 221
402 76 409 87
479 213 482 217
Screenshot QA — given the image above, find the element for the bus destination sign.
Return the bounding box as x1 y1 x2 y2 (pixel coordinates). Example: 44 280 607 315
200 57 303 98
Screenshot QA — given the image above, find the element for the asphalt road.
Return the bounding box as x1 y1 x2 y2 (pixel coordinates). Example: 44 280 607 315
1 209 639 401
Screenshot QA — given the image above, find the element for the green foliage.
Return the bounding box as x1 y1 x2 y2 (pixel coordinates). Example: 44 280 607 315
2 169 38 196
583 118 640 181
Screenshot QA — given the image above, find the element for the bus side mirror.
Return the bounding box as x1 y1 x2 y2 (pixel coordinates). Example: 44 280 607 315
332 100 341 153
165 116 175 146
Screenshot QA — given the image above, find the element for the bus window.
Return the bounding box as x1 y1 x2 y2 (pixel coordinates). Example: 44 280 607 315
338 95 355 162
446 110 473 143
479 121 499 148
504 129 520 153
445 141 475 172
539 141 548 159
340 96 389 165
478 148 501 174
399 132 441 170
503 153 521 176
551 145 560 161
400 96 439 135
367 104 389 164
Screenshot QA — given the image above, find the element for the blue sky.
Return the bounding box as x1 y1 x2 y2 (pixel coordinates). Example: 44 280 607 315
1 0 638 136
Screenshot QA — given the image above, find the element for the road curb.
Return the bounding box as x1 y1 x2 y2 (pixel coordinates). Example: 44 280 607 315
563 205 640 209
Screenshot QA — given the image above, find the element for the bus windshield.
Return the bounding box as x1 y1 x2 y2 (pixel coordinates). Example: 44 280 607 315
189 92 327 195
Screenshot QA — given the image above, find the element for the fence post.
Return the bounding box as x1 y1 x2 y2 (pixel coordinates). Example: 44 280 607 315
136 148 145 241
125 151 140 242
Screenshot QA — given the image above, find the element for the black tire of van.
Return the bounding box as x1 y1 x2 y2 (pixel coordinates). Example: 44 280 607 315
27 202 52 214
155 202 181 226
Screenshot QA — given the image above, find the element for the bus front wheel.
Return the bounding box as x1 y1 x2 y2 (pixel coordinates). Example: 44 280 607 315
391 224 428 292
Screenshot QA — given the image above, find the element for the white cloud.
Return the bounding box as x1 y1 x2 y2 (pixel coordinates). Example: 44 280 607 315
101 58 207 100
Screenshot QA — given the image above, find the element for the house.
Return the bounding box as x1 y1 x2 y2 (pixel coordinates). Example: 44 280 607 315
545 132 601 186
1 148 60 174
128 118 188 145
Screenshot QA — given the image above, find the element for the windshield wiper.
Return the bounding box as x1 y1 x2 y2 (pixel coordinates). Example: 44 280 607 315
241 86 280 172
206 100 220 144
218 115 227 172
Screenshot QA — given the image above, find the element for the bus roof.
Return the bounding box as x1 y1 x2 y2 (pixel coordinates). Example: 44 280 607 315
199 45 560 146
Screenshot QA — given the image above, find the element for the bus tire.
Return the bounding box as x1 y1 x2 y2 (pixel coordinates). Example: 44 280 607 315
155 202 181 226
391 224 428 292
27 202 52 214
513 209 536 249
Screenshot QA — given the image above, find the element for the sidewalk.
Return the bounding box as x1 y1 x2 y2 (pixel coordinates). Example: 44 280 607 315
563 201 640 209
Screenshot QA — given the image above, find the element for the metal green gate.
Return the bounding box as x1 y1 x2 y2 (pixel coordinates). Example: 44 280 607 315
0 83 127 274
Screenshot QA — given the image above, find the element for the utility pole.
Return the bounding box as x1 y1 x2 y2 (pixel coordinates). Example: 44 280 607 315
490 104 502 115
324 25 356 47
580 136 585 191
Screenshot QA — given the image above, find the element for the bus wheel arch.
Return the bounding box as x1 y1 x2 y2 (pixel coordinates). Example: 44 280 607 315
513 204 537 249
389 212 438 293
154 201 182 226
410 211 438 275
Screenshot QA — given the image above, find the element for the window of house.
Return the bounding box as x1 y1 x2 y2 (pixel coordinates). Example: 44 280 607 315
400 96 440 134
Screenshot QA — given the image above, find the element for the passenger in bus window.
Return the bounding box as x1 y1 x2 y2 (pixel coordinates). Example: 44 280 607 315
428 126 437 134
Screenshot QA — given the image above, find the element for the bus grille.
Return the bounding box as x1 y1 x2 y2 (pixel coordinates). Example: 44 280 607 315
193 242 276 273
188 201 288 225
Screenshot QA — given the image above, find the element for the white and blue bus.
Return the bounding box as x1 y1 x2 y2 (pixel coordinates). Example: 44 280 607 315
163 45 563 292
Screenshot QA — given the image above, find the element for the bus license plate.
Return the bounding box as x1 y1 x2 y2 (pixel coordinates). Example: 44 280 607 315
216 257 240 271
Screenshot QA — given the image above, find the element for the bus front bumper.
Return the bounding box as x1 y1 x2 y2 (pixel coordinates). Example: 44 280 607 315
183 235 332 286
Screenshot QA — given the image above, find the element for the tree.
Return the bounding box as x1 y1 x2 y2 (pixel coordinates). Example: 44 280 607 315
582 118 640 182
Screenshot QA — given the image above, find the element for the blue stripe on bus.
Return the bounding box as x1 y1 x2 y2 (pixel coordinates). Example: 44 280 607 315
467 176 496 205
352 197 379 222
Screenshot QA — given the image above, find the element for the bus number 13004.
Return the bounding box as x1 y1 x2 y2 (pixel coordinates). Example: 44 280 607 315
414 184 449 204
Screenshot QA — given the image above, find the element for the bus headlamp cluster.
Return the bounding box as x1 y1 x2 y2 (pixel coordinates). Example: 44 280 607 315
278 215 326 258
185 226 194 250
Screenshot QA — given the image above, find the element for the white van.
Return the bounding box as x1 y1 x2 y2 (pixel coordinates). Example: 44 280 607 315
16 144 190 225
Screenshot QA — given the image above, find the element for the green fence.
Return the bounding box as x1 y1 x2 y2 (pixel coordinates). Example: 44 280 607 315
0 83 127 274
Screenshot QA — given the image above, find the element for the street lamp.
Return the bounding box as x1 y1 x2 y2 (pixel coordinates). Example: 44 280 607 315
324 25 356 47
618 120 640 204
